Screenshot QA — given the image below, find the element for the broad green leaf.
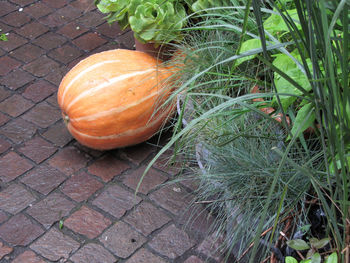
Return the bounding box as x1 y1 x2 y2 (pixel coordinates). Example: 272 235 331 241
309 237 330 249
310 253 321 263
286 239 310 251
236 39 261 66
285 256 298 263
290 103 315 137
300 260 311 263
325 252 338 263
264 9 301 34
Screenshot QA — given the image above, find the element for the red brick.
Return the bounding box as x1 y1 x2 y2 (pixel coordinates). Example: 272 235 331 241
0 113 10 127
22 101 61 128
120 143 155 165
0 214 44 246
77 11 105 27
0 184 36 214
0 21 12 33
24 2 53 19
0 87 11 102
23 56 60 77
42 120 73 147
30 228 79 261
92 184 141 218
0 152 33 183
70 0 96 12
97 22 123 38
27 192 75 229
0 94 34 117
0 118 36 144
12 251 46 263
33 33 66 50
196 233 226 262
21 164 67 195
38 12 68 28
0 1 17 16
10 43 45 63
65 206 111 239
125 248 166 263
149 224 195 259
0 211 8 224
123 166 167 194
62 171 103 202
118 30 135 50
0 242 13 260
70 243 116 263
10 0 36 7
88 154 130 182
15 21 49 39
1 11 31 27
0 56 21 76
23 80 57 103
18 136 57 163
73 32 107 51
153 149 183 175
45 65 68 86
1 32 27 51
150 185 193 216
184 256 204 263
46 93 59 108
74 141 104 158
0 138 10 154
42 0 69 9
124 202 171 236
99 221 146 258
57 5 83 21
49 146 90 175
0 69 35 90
57 22 88 39
49 44 83 64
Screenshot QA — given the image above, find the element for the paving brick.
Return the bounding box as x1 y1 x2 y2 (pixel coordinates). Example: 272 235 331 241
32 33 66 50
12 250 46 263
99 221 146 258
18 136 57 163
27 192 75 229
30 228 80 261
118 30 135 50
0 214 44 246
120 143 155 165
150 185 193 216
22 80 57 103
0 87 11 102
42 0 69 9
0 152 33 183
126 248 166 263
73 142 104 158
73 32 107 51
0 69 35 90
0 1 17 17
24 2 53 19
92 184 141 218
88 154 130 182
15 21 49 39
0 21 12 33
184 256 204 263
49 146 90 175
0 113 9 127
0 211 8 224
61 171 103 202
22 101 61 128
0 242 13 260
149 224 195 259
46 93 59 108
70 0 96 12
196 233 225 262
42 120 73 147
0 56 21 76
0 184 35 214
44 65 68 86
76 11 105 27
10 0 36 7
57 5 83 22
38 12 70 28
10 43 45 63
124 201 171 236
57 22 88 39
70 244 116 263
49 44 83 64
153 150 183 175
0 138 10 154
0 94 34 117
23 56 60 77
1 11 31 27
21 164 67 195
123 166 167 194
1 32 27 52
64 206 111 239
97 22 123 38
0 118 36 144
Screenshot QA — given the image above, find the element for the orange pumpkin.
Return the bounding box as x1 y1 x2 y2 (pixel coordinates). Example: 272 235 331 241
57 49 175 150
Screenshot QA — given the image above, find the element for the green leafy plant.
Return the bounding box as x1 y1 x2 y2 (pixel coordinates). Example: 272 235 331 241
0 30 8 41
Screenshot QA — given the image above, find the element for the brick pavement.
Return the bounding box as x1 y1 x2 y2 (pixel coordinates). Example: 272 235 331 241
0 1 225 262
